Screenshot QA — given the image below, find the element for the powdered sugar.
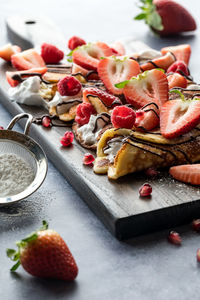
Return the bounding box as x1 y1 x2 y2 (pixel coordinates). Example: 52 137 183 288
0 154 35 197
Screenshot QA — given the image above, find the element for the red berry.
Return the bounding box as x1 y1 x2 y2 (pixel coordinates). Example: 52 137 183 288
75 102 96 126
83 153 95 165
192 219 200 232
111 106 136 129
42 116 51 128
68 36 86 50
145 168 158 177
167 60 189 76
197 249 200 262
139 183 152 197
58 76 82 97
41 43 64 64
0 126 4 130
168 231 182 245
60 131 74 147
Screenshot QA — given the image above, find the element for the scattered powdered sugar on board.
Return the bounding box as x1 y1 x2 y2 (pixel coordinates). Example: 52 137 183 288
0 153 35 197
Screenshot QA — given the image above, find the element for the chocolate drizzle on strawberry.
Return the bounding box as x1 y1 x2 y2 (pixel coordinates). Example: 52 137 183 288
11 73 51 85
86 94 121 108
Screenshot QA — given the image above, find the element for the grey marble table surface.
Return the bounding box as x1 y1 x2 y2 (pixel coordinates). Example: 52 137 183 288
0 0 200 299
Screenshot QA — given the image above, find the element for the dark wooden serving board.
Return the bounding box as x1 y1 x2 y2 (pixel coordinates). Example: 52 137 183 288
0 16 200 240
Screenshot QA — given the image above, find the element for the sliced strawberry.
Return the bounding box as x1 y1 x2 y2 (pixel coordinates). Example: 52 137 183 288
72 42 113 71
0 43 21 61
98 56 140 95
123 69 168 108
167 60 189 77
6 67 47 87
109 41 125 56
167 73 187 90
170 164 200 185
161 44 191 65
11 49 46 71
83 87 122 108
140 52 176 71
160 97 200 139
135 103 160 131
72 63 99 80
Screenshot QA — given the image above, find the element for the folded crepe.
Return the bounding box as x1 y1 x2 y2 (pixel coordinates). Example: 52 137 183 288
93 127 200 179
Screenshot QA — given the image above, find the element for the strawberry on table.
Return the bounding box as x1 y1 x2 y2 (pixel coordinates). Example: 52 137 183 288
140 52 175 71
117 69 168 108
160 90 200 139
72 42 113 71
167 73 187 90
170 164 200 185
98 56 140 95
134 0 197 36
0 43 21 61
41 43 64 64
161 44 191 65
6 221 78 281
6 67 47 87
11 49 46 71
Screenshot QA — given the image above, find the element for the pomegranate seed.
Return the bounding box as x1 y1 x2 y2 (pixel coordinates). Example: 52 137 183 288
60 131 74 147
42 116 52 128
192 219 200 232
83 153 95 165
168 231 182 245
145 168 158 177
139 183 152 197
197 249 200 262
0 126 4 130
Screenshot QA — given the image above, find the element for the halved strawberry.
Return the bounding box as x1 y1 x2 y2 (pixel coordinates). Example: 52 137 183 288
170 164 200 185
83 87 122 108
72 63 99 80
0 43 21 61
167 73 187 90
109 41 125 56
160 92 200 139
140 52 176 71
72 42 113 71
135 103 160 131
98 56 140 95
6 67 47 87
121 69 168 108
11 49 46 71
167 60 189 77
161 44 191 65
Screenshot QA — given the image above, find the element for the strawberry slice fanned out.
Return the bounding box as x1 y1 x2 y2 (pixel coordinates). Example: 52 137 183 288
160 91 200 139
98 56 140 95
11 49 46 71
170 164 200 185
161 44 191 65
72 42 113 71
140 52 175 71
118 69 168 108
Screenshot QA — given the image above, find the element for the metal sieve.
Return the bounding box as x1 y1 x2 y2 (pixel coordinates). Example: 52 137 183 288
0 113 48 205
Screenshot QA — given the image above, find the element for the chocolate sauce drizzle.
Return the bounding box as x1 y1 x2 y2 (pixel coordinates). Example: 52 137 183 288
11 73 51 85
33 114 71 127
56 99 82 115
92 113 111 133
86 94 121 108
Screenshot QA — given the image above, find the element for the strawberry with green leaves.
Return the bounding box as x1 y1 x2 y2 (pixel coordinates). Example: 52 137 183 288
7 221 78 281
134 0 196 36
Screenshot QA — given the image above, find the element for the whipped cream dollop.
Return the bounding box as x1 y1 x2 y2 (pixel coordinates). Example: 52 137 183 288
77 115 101 145
104 137 124 163
48 91 82 107
8 76 47 107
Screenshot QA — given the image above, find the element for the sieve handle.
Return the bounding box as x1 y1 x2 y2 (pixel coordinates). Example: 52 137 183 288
7 113 33 135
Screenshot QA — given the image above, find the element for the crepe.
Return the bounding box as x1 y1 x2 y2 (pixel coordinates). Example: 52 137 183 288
93 127 200 179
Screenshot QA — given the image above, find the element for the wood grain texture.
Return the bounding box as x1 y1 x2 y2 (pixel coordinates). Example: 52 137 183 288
0 17 200 239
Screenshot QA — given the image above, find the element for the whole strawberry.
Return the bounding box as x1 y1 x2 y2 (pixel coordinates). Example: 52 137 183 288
134 0 196 36
6 221 78 281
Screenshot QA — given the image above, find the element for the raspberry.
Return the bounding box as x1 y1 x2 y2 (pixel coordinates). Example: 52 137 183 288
83 153 95 165
167 60 189 76
42 116 51 128
68 36 86 50
111 106 136 129
139 183 152 197
58 76 82 96
168 231 182 245
60 131 74 147
41 43 64 64
75 103 96 126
